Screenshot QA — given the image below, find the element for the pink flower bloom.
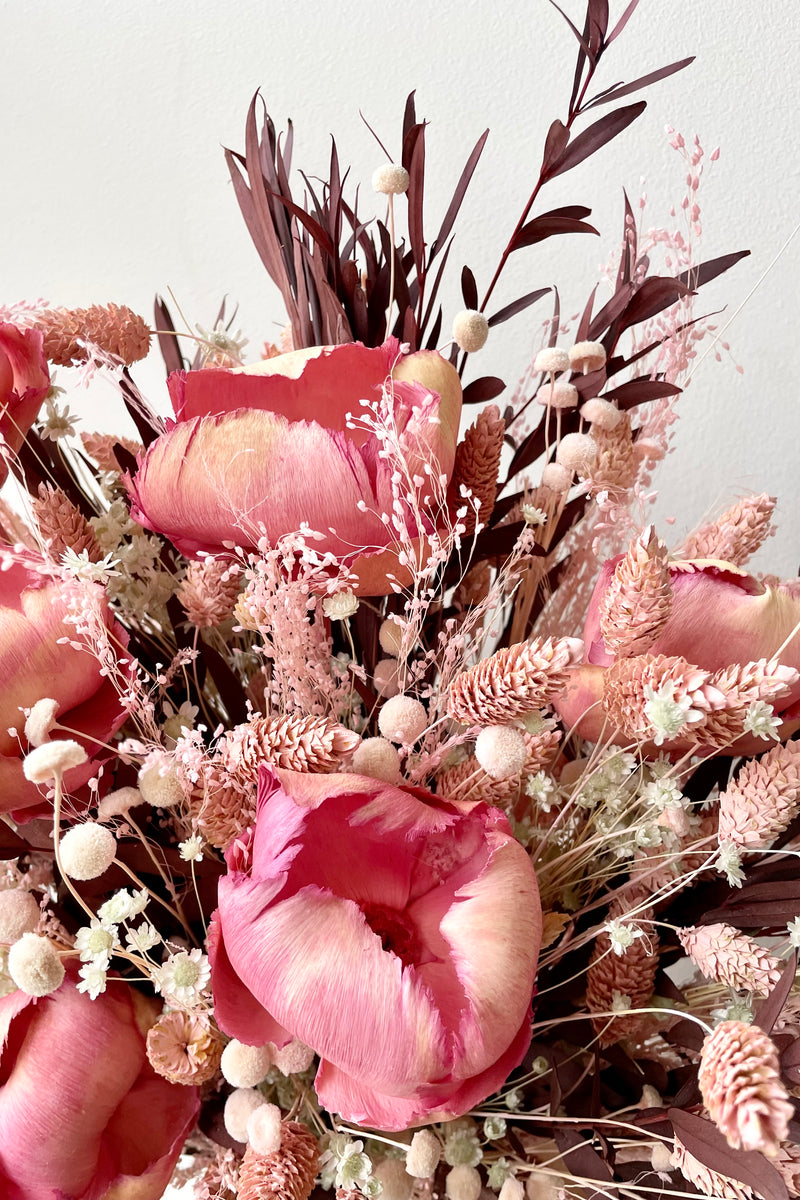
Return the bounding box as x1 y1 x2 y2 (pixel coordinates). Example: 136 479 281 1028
0 554 129 819
0 323 50 485
209 768 541 1131
128 339 462 595
0 970 199 1200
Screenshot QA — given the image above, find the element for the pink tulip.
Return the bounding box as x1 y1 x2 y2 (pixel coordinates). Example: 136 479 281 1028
554 558 800 749
128 338 462 595
0 324 50 486
0 554 130 819
209 768 541 1131
0 970 199 1200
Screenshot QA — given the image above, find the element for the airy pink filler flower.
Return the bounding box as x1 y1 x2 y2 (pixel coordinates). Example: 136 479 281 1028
0 323 50 485
209 768 541 1131
128 338 462 595
0 969 199 1200
554 559 800 750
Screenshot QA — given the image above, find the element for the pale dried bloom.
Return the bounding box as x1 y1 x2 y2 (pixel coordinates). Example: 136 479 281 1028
372 163 410 194
146 1010 223 1085
699 658 798 748
437 728 561 804
678 923 783 996
602 654 714 745
718 739 800 848
223 714 360 777
449 405 505 535
671 1134 755 1200
177 558 241 628
586 897 658 1045
81 431 143 474
32 484 102 562
447 636 582 726
586 411 638 496
237 1121 319 1200
36 303 151 366
556 431 596 472
699 1020 793 1155
474 725 527 780
452 310 489 354
679 493 776 565
599 526 673 657
195 758 256 851
569 340 606 373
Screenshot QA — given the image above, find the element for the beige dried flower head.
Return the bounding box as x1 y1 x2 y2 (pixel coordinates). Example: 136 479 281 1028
32 484 102 563
599 526 673 658
556 431 597 473
535 381 579 409
672 1135 755 1200
447 636 583 726
37 303 151 366
452 310 489 354
718 739 800 848
449 405 505 536
601 654 715 746
224 714 360 778
177 558 241 628
586 897 658 1046
587 410 638 495
534 347 570 374
679 493 776 566
569 340 606 373
678 923 783 996
196 759 257 851
237 1121 319 1200
438 726 560 805
699 1020 793 1155
146 1010 223 1085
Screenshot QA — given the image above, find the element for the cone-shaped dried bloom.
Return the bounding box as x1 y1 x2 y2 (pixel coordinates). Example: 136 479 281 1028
699 1020 793 1155
237 1121 319 1200
223 714 360 778
587 412 638 494
680 494 776 566
586 900 658 1046
36 303 151 366
718 740 800 847
448 404 505 535
448 637 583 726
599 526 673 657
678 923 783 996
177 558 241 628
32 484 102 562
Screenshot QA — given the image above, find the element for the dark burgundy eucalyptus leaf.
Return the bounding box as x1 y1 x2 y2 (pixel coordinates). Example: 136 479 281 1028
153 296 186 375
401 92 417 154
512 213 599 251
487 287 550 328
587 282 635 340
587 0 610 53
615 275 694 334
755 950 799 1034
606 0 640 43
676 249 751 291
461 265 479 310
430 128 490 260
547 0 594 59
584 57 694 109
462 377 506 405
552 1128 614 1186
603 377 682 409
668 1110 788 1200
547 101 646 179
405 124 427 280
540 119 570 177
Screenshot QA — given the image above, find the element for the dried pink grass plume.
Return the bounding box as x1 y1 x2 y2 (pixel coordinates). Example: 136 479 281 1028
599 525 673 657
585 899 658 1046
177 559 241 628
699 658 798 747
237 1122 318 1200
449 404 505 536
32 483 102 562
447 636 583 726
698 1020 793 1155
223 714 360 777
81 431 143 474
585 411 638 497
678 923 783 997
146 1010 223 1086
196 759 256 851
671 1135 755 1200
37 303 151 366
718 739 800 848
679 493 776 565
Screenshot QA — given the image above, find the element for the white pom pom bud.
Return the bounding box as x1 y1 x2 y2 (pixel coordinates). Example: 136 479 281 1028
0 889 40 942
555 432 597 473
221 1040 274 1088
475 725 527 779
499 1179 525 1200
374 1157 414 1200
446 1165 482 1200
272 1038 315 1075
7 933 65 996
59 822 117 880
247 1102 283 1154
406 1129 442 1178
97 786 144 822
580 397 621 430
322 589 359 621
540 462 572 492
378 616 404 657
352 737 401 782
224 1088 266 1143
373 659 401 699
535 382 579 409
534 347 570 374
24 698 59 747
138 760 184 808
23 739 87 783
452 310 489 354
651 1142 673 1174
569 340 606 373
373 163 410 195
378 696 428 744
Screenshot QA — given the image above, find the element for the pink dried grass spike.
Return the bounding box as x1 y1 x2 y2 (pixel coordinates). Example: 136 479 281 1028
32 483 102 562
37 303 151 366
585 896 658 1046
718 739 800 848
678 923 783 996
679 493 776 565
601 653 718 744
222 713 360 778
698 1020 793 1156
699 658 798 747
196 759 256 851
81 431 143 474
599 525 673 657
447 636 583 726
449 404 505 536
584 411 638 497
177 559 242 628
237 1122 318 1200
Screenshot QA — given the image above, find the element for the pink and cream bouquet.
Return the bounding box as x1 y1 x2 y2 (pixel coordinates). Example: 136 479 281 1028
1 4 800 1199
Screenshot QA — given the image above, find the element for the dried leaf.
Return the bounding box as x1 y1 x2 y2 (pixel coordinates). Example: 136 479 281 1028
431 128 490 259
512 211 599 251
461 265 479 310
553 1127 614 1185
487 287 550 328
547 0 594 59
462 377 506 405
755 950 799 1035
606 0 641 43
540 118 570 177
153 295 186 375
603 377 682 409
547 101 646 179
584 57 695 109
676 249 751 291
668 1109 788 1200
615 276 693 334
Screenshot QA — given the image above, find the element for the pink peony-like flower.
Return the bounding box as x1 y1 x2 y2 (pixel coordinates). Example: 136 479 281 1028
209 767 541 1131
0 323 50 486
553 558 800 751
0 553 129 819
128 338 462 595
0 969 199 1200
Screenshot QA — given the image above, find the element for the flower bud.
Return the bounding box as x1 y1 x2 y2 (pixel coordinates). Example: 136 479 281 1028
406 1129 441 1178
8 933 65 996
224 1088 266 1143
221 1039 273 1088
534 348 570 374
372 164 410 195
569 340 606 373
475 724 527 779
246 1102 283 1155
59 822 117 880
446 1165 481 1200
452 310 489 354
352 737 401 782
378 696 428 744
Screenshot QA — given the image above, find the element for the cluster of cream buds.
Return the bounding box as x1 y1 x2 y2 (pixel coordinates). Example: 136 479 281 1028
221 1036 315 1153
569 749 638 810
532 341 615 494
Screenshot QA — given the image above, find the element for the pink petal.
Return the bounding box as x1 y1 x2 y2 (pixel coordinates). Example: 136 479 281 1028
208 910 293 1048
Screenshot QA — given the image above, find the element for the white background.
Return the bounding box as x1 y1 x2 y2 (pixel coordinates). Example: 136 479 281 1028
3 0 799 585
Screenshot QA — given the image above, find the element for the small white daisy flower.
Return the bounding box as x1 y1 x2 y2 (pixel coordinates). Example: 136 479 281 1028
74 920 117 965
125 922 160 954
178 835 205 863
76 961 108 1000
154 948 211 1003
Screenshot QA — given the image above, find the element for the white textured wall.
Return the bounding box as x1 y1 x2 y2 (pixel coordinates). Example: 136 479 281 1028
4 0 800 576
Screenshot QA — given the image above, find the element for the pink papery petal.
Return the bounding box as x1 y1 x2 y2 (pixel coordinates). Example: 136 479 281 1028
208 911 294 1050
0 324 50 486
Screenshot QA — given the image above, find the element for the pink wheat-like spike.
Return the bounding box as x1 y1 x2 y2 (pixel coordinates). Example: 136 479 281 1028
584 411 638 498
81 431 143 474
678 923 783 997
671 1135 755 1200
222 714 360 778
678 493 777 565
437 728 561 803
237 1122 318 1200
449 404 506 536
32 483 102 562
447 636 584 726
37 303 151 366
699 658 799 748
195 758 256 851
601 653 721 745
177 559 242 629
718 740 800 848
599 525 673 657
699 1020 793 1156
585 895 658 1046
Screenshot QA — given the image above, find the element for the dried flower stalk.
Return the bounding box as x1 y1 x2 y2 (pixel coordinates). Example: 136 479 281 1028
699 1020 793 1156
586 899 658 1046
678 923 783 997
177 559 241 628
37 303 151 366
223 714 360 778
447 637 582 726
599 525 672 657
